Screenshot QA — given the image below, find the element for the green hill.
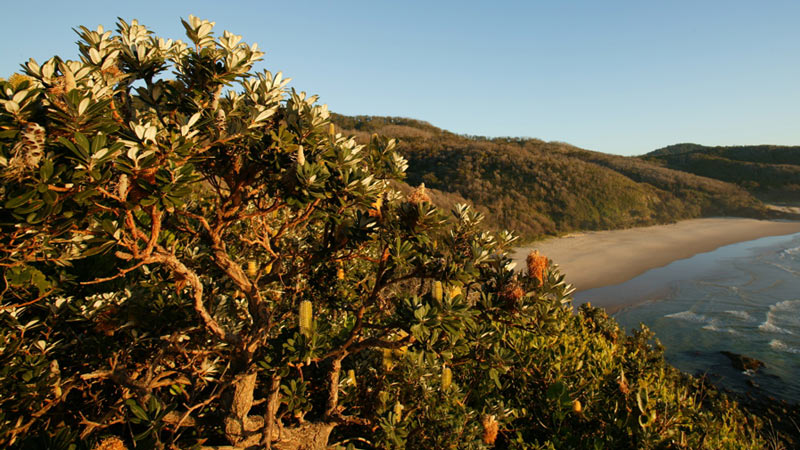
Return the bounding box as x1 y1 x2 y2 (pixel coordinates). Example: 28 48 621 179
332 115 766 240
644 143 800 201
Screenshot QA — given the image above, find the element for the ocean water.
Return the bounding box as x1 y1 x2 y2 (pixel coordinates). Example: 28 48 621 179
574 232 800 402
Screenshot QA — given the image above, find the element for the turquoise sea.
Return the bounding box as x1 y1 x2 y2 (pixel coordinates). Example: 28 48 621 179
574 231 800 402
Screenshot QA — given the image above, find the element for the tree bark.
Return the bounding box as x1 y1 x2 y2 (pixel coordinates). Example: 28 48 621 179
205 422 335 450
224 372 263 448
271 422 336 450
263 374 281 449
325 356 343 418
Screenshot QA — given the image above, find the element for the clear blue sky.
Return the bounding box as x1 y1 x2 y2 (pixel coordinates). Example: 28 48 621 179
2 1 799 155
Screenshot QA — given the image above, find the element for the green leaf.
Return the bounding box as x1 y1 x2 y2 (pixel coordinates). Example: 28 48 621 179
126 399 149 422
26 211 42 223
133 428 153 442
101 219 116 235
73 188 98 203
57 137 86 161
489 368 502 389
91 133 106 154
40 160 54 181
42 190 57 206
140 196 159 207
81 240 116 258
4 190 36 209
74 133 91 155
16 199 44 214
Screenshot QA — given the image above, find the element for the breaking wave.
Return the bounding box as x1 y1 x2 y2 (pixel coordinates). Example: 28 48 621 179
770 339 800 355
666 310 736 333
758 300 800 335
780 245 800 259
724 310 753 321
665 310 710 323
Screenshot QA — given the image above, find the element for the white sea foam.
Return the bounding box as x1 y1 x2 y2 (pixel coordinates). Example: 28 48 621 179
665 311 735 332
769 262 800 276
724 310 753 321
665 310 710 323
759 322 793 334
758 300 800 335
702 324 737 334
780 245 800 258
769 339 800 354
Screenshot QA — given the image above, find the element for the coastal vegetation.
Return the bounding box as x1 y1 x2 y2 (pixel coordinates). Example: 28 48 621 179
0 16 783 449
644 143 800 202
332 115 766 241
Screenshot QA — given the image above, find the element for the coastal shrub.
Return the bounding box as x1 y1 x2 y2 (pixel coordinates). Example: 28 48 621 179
0 16 765 449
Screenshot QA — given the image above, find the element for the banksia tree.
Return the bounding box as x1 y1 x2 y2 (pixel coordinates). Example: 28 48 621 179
0 16 768 450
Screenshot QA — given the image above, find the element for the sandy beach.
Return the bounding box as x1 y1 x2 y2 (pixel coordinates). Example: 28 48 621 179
512 218 800 295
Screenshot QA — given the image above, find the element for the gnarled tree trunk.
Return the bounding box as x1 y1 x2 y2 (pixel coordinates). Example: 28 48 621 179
271 422 336 450
225 372 263 448
222 371 337 450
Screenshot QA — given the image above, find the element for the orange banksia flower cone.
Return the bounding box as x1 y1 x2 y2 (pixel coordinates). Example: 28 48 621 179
92 436 127 450
368 195 384 218
501 283 524 303
407 183 431 205
481 415 499 444
526 250 548 283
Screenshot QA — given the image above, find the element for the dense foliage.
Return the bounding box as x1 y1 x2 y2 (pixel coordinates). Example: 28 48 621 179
332 115 766 240
0 17 769 449
645 143 800 202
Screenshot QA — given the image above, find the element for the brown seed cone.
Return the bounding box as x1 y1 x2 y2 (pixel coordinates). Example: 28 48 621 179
4 122 45 181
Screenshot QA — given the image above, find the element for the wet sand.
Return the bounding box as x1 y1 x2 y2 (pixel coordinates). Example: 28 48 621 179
512 218 800 296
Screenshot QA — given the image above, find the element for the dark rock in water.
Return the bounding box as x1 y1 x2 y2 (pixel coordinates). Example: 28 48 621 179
720 351 765 372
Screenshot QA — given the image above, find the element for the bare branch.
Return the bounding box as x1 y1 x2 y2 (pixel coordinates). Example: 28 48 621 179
148 246 240 346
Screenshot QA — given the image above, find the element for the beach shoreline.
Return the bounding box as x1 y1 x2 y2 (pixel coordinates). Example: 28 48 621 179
512 218 800 306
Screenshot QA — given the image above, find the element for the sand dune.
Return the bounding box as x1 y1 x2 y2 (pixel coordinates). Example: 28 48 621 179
512 218 800 294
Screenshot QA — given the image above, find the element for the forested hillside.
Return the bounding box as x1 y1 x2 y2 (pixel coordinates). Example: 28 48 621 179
333 115 765 240
644 143 800 202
